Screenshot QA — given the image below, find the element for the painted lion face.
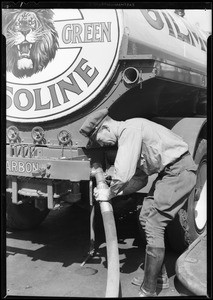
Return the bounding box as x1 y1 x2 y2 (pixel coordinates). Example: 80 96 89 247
2 9 59 78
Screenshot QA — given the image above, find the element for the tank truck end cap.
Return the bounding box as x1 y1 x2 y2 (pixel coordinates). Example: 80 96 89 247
79 108 109 140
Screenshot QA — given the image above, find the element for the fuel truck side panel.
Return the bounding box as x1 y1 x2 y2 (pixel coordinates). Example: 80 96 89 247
4 8 207 247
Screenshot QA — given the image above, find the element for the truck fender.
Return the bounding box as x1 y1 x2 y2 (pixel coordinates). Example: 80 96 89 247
171 117 207 157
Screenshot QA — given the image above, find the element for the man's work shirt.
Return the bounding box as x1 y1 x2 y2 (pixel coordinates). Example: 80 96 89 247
109 118 189 197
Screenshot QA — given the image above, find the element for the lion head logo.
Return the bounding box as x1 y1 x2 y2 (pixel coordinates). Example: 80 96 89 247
2 9 59 78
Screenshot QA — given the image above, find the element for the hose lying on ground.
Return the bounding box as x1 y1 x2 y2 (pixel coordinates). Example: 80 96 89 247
91 163 120 298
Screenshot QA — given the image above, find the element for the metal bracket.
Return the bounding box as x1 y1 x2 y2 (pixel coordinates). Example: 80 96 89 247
139 70 143 89
81 180 96 267
12 176 18 204
47 181 54 209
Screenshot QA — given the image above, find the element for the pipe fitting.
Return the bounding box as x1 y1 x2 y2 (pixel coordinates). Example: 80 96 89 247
91 163 108 189
123 67 140 84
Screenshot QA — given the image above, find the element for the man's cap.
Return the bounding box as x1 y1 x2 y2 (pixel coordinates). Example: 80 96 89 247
79 108 109 139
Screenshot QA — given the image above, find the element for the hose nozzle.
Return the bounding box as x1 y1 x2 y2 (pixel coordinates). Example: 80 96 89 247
91 163 108 189
91 163 111 209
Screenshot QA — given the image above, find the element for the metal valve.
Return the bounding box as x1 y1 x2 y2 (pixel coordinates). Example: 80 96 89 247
57 130 71 145
31 127 45 143
7 126 20 142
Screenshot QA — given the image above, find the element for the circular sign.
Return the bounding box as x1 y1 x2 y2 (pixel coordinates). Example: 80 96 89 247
4 9 122 122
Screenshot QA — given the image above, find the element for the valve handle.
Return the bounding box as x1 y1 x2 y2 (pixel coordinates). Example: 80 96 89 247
32 167 46 177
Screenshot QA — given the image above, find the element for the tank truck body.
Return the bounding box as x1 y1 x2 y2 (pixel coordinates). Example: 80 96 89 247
3 8 208 254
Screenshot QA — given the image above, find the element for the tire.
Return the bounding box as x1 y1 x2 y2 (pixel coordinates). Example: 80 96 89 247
6 193 49 230
167 139 207 253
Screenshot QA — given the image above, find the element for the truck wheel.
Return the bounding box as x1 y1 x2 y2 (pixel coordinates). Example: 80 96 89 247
6 194 49 230
166 139 207 253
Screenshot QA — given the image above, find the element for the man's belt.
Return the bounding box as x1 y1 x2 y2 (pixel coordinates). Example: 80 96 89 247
166 151 190 169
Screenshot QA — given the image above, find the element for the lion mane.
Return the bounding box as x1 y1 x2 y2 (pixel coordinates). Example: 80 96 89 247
2 9 59 78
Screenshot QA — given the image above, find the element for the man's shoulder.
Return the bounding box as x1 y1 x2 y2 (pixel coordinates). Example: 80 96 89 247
125 117 144 124
124 117 147 128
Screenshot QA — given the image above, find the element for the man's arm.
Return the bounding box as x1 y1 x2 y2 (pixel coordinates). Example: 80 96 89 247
120 168 148 195
109 125 144 197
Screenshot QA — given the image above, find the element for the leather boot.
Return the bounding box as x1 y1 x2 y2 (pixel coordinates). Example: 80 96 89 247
139 246 165 297
132 263 169 289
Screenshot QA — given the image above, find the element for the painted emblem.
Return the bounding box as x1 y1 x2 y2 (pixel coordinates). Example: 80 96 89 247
3 9 122 122
3 9 59 78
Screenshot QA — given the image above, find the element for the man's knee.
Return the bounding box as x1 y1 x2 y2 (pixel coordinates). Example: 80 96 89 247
138 196 154 226
144 209 167 248
138 206 149 229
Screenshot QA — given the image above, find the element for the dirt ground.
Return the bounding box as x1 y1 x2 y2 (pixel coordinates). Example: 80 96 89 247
5 204 194 298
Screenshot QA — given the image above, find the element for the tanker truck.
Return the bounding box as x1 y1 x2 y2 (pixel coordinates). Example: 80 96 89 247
3 8 208 254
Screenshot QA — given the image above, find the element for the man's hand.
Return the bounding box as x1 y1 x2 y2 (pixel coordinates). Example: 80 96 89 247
93 187 111 201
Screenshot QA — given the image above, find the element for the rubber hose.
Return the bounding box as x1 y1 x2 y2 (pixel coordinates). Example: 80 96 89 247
91 163 120 298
